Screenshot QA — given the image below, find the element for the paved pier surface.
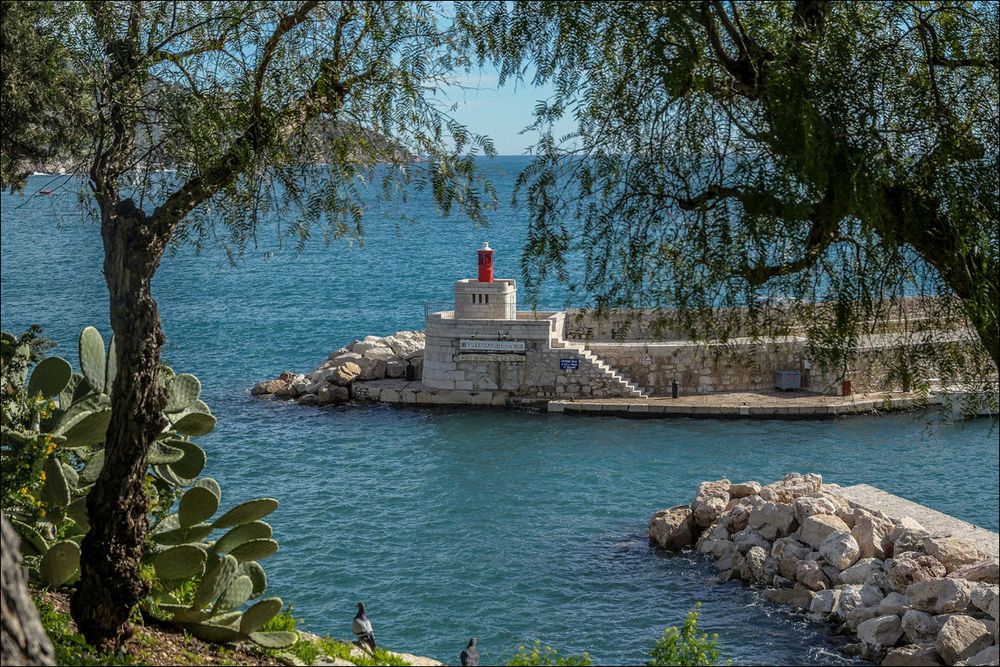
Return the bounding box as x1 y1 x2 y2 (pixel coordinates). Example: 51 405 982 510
546 390 937 418
350 381 940 418
835 483 999 558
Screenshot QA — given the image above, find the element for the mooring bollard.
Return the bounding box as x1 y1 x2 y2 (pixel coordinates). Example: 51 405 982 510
672 377 679 399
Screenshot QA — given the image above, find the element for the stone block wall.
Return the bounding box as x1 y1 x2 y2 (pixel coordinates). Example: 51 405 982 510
453 279 517 320
422 311 635 398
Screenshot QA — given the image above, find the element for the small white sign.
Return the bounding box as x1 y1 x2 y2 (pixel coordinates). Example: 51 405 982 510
459 339 526 353
456 353 526 362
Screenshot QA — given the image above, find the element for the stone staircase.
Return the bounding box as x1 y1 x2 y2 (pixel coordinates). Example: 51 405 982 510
551 338 648 398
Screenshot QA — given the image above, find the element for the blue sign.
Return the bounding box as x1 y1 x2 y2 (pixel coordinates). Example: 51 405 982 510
560 358 580 370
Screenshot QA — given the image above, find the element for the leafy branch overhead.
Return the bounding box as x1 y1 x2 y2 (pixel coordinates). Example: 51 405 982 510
465 0 998 372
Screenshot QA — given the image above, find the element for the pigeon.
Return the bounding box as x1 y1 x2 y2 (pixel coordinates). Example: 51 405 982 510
352 602 376 651
460 638 479 666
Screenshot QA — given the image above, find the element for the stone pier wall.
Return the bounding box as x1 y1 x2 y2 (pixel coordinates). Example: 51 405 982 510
585 335 976 396
422 311 635 398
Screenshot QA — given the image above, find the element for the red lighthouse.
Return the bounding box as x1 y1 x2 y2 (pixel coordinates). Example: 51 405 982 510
477 241 494 283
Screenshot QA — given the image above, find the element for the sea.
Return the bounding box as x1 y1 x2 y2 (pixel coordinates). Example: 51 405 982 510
2 157 997 665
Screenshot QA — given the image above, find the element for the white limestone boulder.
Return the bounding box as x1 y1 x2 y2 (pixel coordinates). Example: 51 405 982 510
889 517 930 554
935 615 992 665
801 514 852 549
852 513 894 560
924 537 987 574
649 506 694 550
881 644 944 666
963 645 999 667
949 560 1000 585
903 609 945 644
841 558 885 585
793 496 838 524
796 560 829 591
692 479 731 528
730 481 762 498
820 530 861 570
887 553 948 593
749 501 797 540
857 614 903 649
906 578 973 614
878 591 910 616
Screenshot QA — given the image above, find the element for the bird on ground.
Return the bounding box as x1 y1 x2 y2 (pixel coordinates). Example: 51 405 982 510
460 638 479 666
352 602 376 652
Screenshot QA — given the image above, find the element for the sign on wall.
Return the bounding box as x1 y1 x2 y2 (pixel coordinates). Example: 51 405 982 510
560 358 580 370
459 339 526 353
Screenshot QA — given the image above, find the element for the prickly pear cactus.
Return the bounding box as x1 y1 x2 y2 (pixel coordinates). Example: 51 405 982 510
2 325 292 649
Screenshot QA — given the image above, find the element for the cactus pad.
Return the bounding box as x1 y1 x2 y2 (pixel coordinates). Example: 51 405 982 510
151 545 208 580
185 622 244 644
105 335 117 392
228 538 278 563
193 555 239 610
41 455 70 508
237 561 268 598
10 519 48 556
171 410 217 437
165 440 207 480
79 450 104 485
166 373 201 413
39 540 80 587
78 326 106 393
148 440 185 465
249 631 299 649
193 477 222 502
239 598 283 635
28 356 72 398
151 522 214 546
178 486 220 528
211 498 279 529
212 521 272 555
212 575 253 613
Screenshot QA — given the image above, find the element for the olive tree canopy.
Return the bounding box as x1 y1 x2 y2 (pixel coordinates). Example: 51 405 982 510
3 0 496 649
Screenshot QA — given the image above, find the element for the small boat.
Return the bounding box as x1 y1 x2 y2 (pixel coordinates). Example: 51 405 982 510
38 189 54 195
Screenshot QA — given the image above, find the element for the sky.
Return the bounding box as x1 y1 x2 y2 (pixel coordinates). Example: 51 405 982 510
434 66 577 156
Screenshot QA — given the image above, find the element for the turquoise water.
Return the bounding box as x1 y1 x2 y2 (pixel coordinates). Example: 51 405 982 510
2 159 997 665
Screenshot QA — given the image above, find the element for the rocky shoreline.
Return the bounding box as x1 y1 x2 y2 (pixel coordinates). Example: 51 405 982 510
252 331 425 406
649 474 999 666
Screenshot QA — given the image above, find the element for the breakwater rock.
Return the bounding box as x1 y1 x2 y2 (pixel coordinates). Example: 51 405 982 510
252 331 424 405
649 473 999 666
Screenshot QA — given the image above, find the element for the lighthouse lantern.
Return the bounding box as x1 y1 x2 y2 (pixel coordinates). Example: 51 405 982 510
477 241 494 283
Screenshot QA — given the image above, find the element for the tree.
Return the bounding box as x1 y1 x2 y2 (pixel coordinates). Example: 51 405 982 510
465 1 998 377
0 1 88 189
1 513 56 667
3 0 495 649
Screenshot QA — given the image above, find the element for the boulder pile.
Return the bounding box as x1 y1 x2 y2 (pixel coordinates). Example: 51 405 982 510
649 473 999 666
251 331 425 406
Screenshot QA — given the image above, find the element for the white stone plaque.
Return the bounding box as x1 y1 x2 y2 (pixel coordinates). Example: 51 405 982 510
459 339 526 353
456 353 526 362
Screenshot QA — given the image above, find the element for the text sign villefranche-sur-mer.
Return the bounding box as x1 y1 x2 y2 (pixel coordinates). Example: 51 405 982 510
560 358 580 370
459 339 526 353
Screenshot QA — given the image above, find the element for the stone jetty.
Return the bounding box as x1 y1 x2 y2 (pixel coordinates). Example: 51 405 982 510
649 474 1000 666
252 331 425 406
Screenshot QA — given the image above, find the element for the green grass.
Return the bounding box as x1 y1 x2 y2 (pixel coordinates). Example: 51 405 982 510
32 593 134 666
262 606 411 666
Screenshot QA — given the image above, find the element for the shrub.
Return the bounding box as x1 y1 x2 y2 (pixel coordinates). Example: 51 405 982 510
507 641 592 666
647 604 721 667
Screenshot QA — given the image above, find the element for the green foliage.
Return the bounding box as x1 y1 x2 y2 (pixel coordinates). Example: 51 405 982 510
647 605 722 667
507 641 592 666
259 609 411 666
0 0 89 191
3 325 288 646
32 593 133 666
467 1 999 376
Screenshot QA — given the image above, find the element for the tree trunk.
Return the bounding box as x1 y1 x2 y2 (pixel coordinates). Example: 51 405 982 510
1 513 56 666
70 200 169 650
